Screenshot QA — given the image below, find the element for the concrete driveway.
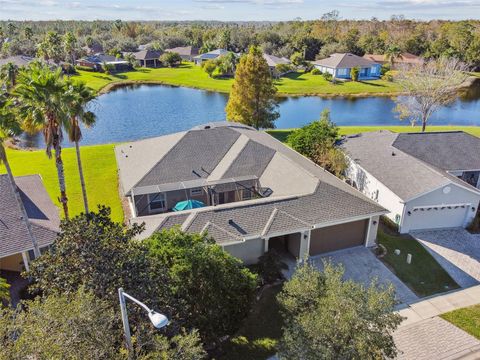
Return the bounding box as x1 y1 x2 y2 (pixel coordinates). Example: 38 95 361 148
412 229 480 288
309 246 419 305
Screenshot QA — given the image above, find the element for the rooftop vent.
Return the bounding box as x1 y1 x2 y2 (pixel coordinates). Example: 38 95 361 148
392 152 396 156
204 125 211 129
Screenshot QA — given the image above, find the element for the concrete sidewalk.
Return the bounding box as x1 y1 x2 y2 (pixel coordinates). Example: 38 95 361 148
397 284 480 327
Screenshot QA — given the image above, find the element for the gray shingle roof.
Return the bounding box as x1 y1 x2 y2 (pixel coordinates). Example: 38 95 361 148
165 46 199 57
314 53 378 69
128 123 386 243
392 132 480 171
222 140 275 179
342 131 480 201
263 54 291 67
136 127 241 187
0 174 60 258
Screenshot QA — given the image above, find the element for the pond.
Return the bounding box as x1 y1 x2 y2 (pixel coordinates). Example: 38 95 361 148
21 80 480 148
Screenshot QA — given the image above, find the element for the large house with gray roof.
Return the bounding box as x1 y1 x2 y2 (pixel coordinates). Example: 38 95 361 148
0 174 60 273
115 122 386 264
342 131 480 233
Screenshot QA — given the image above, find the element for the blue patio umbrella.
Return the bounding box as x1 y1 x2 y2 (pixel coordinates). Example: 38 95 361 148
173 199 206 212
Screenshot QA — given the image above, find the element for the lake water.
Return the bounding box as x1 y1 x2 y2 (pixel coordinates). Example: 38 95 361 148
21 80 480 148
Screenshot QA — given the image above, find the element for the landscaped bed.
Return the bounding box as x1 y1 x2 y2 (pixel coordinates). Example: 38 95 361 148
441 304 480 339
73 64 402 96
377 226 459 297
219 284 284 360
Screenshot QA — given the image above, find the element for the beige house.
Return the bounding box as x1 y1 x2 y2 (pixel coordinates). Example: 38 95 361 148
115 122 386 264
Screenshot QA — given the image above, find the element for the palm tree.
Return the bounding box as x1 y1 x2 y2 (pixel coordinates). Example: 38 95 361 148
0 62 19 89
65 80 96 214
0 90 41 257
14 63 71 219
63 32 77 67
385 45 402 66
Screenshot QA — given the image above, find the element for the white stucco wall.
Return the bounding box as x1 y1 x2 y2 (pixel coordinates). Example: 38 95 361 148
223 238 265 265
402 184 480 232
345 160 405 226
365 215 380 247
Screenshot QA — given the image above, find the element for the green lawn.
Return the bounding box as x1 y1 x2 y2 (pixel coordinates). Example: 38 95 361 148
0 144 123 223
441 305 480 339
377 230 459 297
73 64 402 96
220 284 283 360
267 125 480 144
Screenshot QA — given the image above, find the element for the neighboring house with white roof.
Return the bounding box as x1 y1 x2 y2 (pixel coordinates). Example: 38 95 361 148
342 131 480 233
115 122 386 264
193 49 229 65
313 53 381 80
0 175 60 272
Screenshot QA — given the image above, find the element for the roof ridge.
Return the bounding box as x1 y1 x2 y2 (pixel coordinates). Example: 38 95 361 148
277 209 311 227
261 208 279 236
129 131 188 192
202 221 243 240
181 211 198 231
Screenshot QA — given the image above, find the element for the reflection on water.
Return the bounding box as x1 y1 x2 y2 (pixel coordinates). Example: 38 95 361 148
21 80 480 148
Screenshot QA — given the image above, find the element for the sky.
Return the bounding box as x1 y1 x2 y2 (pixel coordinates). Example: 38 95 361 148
1 0 480 21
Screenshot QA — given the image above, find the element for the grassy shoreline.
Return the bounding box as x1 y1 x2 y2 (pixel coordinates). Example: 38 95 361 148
74 63 404 97
2 125 478 222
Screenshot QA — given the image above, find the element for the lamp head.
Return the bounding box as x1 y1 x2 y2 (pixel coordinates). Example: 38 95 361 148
148 311 169 329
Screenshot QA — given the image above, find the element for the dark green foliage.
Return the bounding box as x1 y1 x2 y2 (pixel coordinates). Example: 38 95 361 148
145 227 258 343
256 249 288 284
27 206 171 316
288 108 338 159
277 261 403 360
160 51 182 67
311 68 321 75
0 288 120 359
322 72 332 81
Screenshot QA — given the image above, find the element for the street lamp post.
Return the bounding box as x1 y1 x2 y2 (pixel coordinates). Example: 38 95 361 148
118 288 169 358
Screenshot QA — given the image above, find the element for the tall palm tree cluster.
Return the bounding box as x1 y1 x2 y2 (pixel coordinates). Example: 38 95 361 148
0 61 96 256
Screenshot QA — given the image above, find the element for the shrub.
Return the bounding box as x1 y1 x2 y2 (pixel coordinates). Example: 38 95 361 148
75 65 95 72
290 51 305 67
256 249 288 284
275 63 291 75
382 70 394 82
351 66 360 81
202 59 217 77
381 63 391 75
322 72 332 81
311 68 321 75
161 51 182 67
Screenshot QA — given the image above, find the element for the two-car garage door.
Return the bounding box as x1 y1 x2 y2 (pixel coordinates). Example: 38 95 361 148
404 205 469 232
309 219 368 256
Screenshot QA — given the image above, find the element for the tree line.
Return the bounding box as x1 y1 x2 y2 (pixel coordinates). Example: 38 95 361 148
1 14 480 68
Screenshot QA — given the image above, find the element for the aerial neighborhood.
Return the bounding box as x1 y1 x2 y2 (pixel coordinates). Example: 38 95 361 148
0 9 480 360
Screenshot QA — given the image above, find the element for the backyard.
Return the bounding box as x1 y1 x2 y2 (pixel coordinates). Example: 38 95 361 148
0 144 123 223
73 63 402 96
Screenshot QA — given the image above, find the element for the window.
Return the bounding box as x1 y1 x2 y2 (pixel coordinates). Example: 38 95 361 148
190 187 202 196
148 193 166 212
371 66 377 74
337 68 348 76
242 189 252 200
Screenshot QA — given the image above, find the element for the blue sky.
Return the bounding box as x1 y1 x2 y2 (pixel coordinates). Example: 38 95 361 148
1 0 479 21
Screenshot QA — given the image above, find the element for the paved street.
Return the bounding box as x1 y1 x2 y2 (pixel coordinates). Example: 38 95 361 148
412 229 480 288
